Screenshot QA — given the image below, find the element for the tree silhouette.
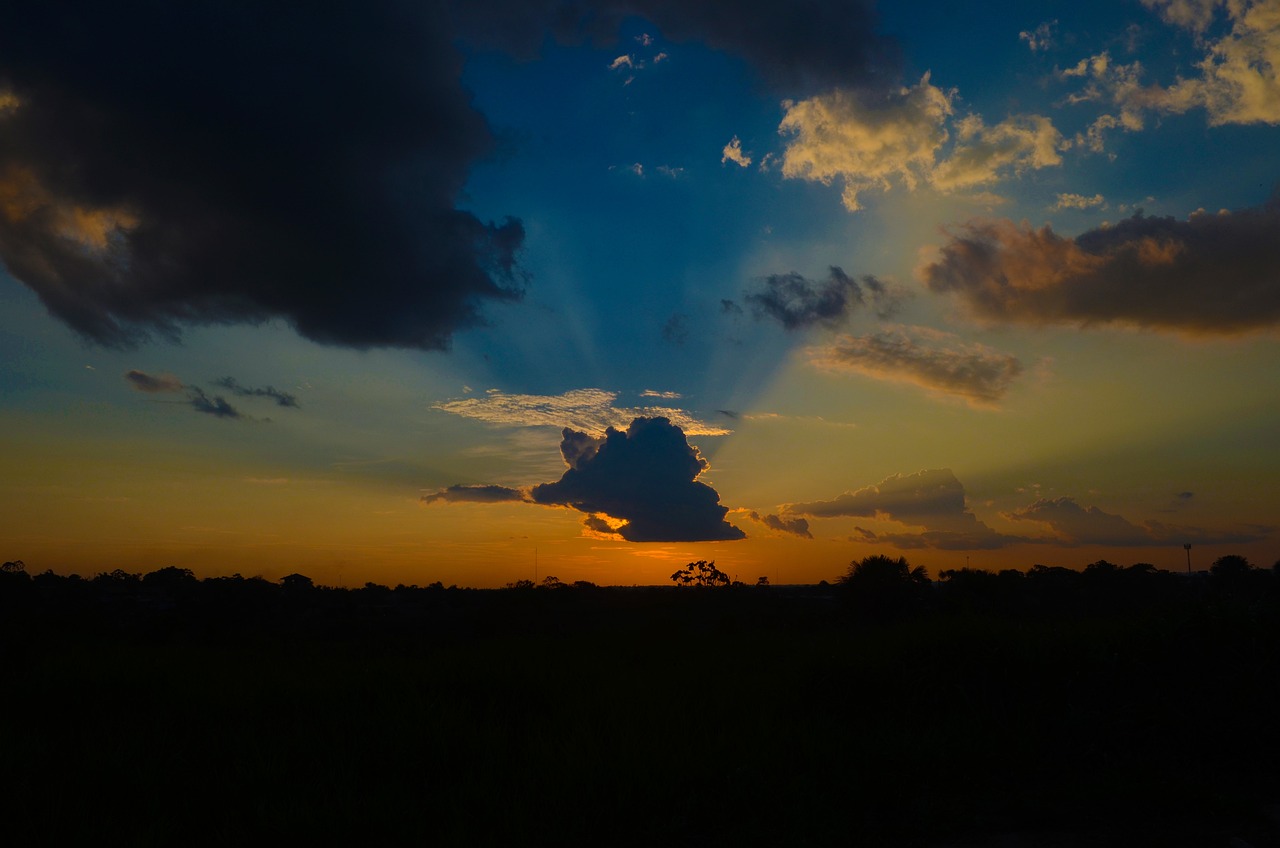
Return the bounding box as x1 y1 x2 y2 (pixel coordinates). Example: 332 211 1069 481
670 560 730 587
1210 554 1252 577
837 555 930 619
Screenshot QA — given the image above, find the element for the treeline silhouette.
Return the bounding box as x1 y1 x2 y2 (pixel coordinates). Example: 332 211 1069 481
3 555 1279 846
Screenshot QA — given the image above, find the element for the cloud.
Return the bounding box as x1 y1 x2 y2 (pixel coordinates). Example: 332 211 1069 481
722 136 753 167
186 387 242 420
920 198 1280 335
778 75 1064 209
530 417 745 542
433 388 731 436
787 468 1021 550
1061 3 1280 133
0 3 524 350
421 484 528 505
1020 20 1058 52
743 510 812 538
454 0 899 95
806 325 1023 406
641 389 682 399
740 266 901 329
662 312 689 345
1055 193 1107 210
124 369 183 394
1006 496 1273 546
211 377 299 408
779 75 953 211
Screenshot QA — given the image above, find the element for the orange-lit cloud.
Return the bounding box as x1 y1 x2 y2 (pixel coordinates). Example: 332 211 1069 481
920 200 1280 334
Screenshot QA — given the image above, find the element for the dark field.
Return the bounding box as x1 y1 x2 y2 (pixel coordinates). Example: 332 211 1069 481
2 567 1279 846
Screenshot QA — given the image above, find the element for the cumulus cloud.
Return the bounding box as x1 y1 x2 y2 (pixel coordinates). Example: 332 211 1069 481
433 388 731 436
421 484 527 505
920 198 1280 335
743 510 812 538
1060 2 1280 136
530 417 745 542
124 369 183 394
787 468 1022 550
721 135 753 167
211 377 299 408
778 75 1064 209
1006 496 1272 546
779 75 953 211
740 266 901 329
806 325 1023 406
0 2 526 350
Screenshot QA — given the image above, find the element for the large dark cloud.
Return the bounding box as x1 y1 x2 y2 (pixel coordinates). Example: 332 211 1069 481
739 267 900 330
787 468 1023 550
530 417 744 542
921 197 1280 335
0 1 524 349
454 0 899 95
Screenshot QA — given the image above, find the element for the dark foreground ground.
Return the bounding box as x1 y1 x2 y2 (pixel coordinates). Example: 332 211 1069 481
2 573 1278 846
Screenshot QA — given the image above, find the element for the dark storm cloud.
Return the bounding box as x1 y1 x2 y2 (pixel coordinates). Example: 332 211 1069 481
742 267 900 330
530 417 745 542
212 377 299 408
421 484 528 505
788 468 1023 550
921 197 1280 335
0 1 524 350
124 369 183 394
454 0 899 95
1006 497 1272 546
745 510 812 538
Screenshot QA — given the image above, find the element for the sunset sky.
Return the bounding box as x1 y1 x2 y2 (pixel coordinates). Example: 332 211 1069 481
2 0 1278 587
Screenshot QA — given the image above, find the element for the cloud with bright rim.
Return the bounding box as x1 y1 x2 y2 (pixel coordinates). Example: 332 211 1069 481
432 388 731 436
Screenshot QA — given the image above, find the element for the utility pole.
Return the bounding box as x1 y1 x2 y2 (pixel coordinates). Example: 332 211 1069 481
1183 543 1192 575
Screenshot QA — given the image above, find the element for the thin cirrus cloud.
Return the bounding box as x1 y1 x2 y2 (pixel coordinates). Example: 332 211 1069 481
424 418 743 543
432 388 731 436
124 369 298 420
806 325 1023 406
733 266 902 330
0 2 524 350
1006 496 1273 546
777 74 1064 211
919 198 1280 335
785 468 1023 550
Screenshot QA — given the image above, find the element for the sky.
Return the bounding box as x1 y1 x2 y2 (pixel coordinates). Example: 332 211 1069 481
1 0 1278 587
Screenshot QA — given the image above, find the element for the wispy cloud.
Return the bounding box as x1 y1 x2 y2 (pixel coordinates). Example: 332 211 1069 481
421 484 527 505
787 468 1023 550
807 325 1023 406
212 377 299 408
